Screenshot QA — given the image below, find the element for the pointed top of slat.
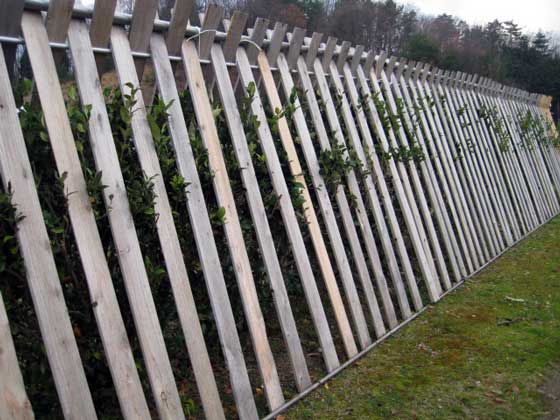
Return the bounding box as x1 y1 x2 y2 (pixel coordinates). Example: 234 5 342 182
404 60 415 80
89 0 117 48
322 37 338 71
363 50 376 76
267 22 287 65
350 45 364 74
375 50 387 78
198 3 224 59
306 32 323 67
386 56 397 74
222 11 248 62
287 27 306 69
336 40 351 71
395 57 407 78
166 0 194 55
247 17 269 64
46 0 76 42
421 62 430 82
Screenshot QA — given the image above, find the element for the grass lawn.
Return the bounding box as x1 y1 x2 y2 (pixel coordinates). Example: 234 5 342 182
286 216 560 420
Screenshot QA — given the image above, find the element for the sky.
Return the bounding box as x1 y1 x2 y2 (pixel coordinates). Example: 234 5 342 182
400 0 560 34
79 0 559 35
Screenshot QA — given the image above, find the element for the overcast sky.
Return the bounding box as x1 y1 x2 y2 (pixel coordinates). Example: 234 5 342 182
400 0 560 34
79 0 559 34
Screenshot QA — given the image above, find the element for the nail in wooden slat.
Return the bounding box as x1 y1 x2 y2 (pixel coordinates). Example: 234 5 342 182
166 0 194 55
287 27 306 69
336 40 350 71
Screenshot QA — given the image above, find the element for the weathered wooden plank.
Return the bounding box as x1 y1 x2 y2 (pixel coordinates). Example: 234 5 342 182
166 0 194 55
386 60 472 279
236 47 341 372
0 291 34 420
129 0 158 79
355 63 442 302
66 17 184 419
266 22 287 65
1 25 97 419
0 0 24 79
181 39 285 410
150 35 258 420
198 3 223 60
336 41 350 71
256 50 358 358
286 28 306 69
90 0 117 47
247 17 269 64
421 66 485 268
328 61 408 325
370 58 454 289
293 55 373 347
46 0 75 42
108 27 226 420
311 57 393 334
321 37 337 71
305 32 323 68
342 62 423 311
222 11 247 62
211 42 311 394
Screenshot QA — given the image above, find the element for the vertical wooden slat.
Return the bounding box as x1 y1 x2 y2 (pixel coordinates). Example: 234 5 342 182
211 41 311 393
20 15 153 420
129 0 158 80
166 0 194 55
149 34 258 420
355 63 442 302
257 50 359 359
198 3 223 60
222 11 248 62
370 56 454 289
91 25 224 420
236 48 341 372
46 0 75 41
329 61 410 324
247 17 269 64
293 55 373 348
311 55 393 334
342 62 423 311
0 31 96 420
181 39 285 411
89 0 117 71
0 0 24 80
0 290 34 420
64 15 184 418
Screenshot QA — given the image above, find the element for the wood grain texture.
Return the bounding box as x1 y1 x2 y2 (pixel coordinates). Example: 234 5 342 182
294 55 374 347
0 289 34 420
257 50 358 359
166 0 194 55
211 43 311 392
150 34 258 420
109 28 226 420
129 0 158 79
2 21 97 419
237 47 340 372
308 56 389 335
68 20 185 420
182 39 285 411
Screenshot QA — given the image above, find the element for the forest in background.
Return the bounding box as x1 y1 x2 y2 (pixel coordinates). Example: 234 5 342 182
126 0 560 121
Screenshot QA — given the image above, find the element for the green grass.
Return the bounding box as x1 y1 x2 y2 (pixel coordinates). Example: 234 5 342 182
287 216 560 419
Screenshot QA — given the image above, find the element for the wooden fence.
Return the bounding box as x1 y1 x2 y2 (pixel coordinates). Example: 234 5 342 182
0 0 559 418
